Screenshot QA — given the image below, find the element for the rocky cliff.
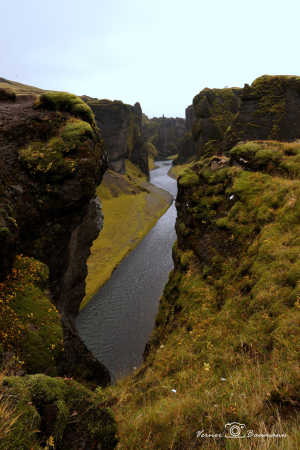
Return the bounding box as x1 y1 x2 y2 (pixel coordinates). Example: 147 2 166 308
176 75 300 165
82 96 149 177
0 86 111 385
174 104 196 164
192 86 242 158
107 76 300 449
110 139 300 449
143 116 185 159
225 75 300 149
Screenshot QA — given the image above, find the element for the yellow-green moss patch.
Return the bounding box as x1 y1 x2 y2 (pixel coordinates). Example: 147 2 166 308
35 91 95 126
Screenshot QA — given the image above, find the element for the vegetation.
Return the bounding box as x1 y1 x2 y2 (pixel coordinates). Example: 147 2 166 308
104 140 300 449
0 255 62 375
19 118 96 181
0 374 118 449
35 91 96 126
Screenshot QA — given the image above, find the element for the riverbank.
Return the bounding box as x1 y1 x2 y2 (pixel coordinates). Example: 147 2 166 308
82 160 172 308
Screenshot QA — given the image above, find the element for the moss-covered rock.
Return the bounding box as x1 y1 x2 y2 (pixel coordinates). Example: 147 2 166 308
0 82 110 385
225 75 300 149
143 115 185 159
83 97 149 177
1 374 118 449
192 87 242 158
35 91 96 126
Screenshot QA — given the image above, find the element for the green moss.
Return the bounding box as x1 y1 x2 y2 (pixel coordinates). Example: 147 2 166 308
0 255 63 375
1 374 118 449
18 118 96 181
178 171 200 187
35 91 95 126
60 118 94 150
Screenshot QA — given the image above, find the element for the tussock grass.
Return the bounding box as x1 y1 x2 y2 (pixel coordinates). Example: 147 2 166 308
0 374 19 443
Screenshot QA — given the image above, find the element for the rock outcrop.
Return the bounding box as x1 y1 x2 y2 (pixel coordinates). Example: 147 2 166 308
177 75 300 164
225 75 300 149
82 96 149 177
0 88 110 385
173 104 196 164
143 116 185 159
192 86 242 158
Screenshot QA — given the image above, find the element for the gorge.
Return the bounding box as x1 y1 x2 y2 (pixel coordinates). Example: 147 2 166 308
0 75 299 449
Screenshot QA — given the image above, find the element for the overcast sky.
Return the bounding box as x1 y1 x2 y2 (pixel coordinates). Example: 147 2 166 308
1 0 299 117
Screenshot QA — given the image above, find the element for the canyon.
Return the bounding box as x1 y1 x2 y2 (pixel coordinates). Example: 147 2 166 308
0 75 299 449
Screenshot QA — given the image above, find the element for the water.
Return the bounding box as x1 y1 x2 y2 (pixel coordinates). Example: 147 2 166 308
76 161 177 380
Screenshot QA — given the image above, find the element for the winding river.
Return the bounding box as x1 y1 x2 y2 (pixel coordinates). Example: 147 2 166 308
77 161 177 380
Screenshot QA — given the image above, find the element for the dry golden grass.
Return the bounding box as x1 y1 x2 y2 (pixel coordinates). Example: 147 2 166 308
0 374 19 442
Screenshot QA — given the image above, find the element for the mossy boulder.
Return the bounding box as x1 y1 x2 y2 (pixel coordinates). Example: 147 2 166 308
1 374 118 449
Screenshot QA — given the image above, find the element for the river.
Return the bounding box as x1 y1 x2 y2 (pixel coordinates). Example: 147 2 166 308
76 160 177 380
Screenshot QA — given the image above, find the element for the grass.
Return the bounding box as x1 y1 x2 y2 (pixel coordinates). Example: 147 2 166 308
101 141 300 449
0 373 19 444
0 78 44 95
0 373 118 449
0 255 63 375
81 160 172 308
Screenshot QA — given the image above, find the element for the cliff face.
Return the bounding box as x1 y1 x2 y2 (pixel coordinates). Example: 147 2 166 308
177 75 300 165
174 104 196 164
143 116 186 159
109 76 300 449
192 86 242 158
225 75 300 149
0 88 110 384
82 96 149 177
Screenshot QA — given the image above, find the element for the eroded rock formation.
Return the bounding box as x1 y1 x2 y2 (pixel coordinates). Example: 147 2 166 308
174 104 196 164
82 96 149 177
143 116 185 159
0 89 110 384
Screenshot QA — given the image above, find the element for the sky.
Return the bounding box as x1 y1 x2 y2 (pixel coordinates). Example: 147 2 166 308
1 0 300 118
